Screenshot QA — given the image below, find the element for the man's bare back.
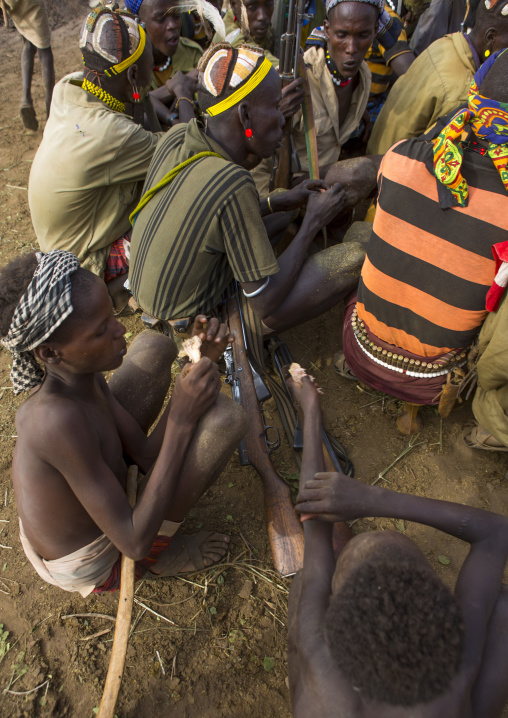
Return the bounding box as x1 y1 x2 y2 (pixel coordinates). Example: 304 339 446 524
286 375 508 718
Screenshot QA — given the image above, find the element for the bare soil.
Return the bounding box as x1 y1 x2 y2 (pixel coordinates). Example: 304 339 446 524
1 5 508 717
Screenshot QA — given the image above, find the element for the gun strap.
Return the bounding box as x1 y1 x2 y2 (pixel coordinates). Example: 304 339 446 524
238 293 354 476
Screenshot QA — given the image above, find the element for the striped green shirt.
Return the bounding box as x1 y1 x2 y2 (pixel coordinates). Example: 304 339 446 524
129 120 279 319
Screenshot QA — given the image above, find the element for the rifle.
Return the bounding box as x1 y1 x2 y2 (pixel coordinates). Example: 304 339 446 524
224 294 304 577
272 0 320 189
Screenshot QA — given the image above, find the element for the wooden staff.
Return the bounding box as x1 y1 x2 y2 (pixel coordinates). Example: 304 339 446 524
98 465 138 718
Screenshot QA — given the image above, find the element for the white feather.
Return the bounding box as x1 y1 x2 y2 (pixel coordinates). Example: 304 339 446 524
175 0 226 41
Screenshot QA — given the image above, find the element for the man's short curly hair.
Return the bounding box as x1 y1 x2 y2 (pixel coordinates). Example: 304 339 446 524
325 559 465 706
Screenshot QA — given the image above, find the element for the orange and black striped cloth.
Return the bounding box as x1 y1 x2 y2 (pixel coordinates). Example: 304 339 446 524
357 137 508 358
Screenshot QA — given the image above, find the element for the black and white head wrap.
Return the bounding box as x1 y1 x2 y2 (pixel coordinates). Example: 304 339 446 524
326 0 384 15
1 250 81 395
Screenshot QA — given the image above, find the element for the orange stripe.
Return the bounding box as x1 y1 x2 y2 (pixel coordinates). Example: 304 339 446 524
361 257 487 332
374 205 495 286
356 301 451 356
381 150 508 231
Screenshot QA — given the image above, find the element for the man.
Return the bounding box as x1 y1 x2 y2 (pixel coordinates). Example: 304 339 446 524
367 0 508 155
129 44 365 334
1 0 55 131
214 0 280 66
252 0 381 197
287 374 508 717
29 6 160 311
126 0 203 86
337 50 508 420
0 250 246 595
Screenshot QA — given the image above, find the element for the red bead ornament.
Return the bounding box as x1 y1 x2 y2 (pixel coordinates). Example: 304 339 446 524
132 92 140 101
245 128 253 138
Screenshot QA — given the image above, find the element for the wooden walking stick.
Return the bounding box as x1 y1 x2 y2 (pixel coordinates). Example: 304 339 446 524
97 465 138 718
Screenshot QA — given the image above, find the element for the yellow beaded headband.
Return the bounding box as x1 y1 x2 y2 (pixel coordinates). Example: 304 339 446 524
103 25 146 77
206 57 273 117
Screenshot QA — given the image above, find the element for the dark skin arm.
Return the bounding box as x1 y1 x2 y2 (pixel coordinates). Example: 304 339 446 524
296 474 508 677
241 184 347 319
259 179 329 216
390 51 415 76
31 358 221 561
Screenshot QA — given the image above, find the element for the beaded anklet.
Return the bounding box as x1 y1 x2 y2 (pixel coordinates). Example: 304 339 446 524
82 78 126 113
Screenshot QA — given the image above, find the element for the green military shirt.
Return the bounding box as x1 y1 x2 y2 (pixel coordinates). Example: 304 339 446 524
129 119 279 320
152 36 203 88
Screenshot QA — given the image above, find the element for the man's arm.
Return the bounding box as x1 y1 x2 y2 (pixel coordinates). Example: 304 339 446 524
31 358 220 560
241 184 348 319
296 474 508 674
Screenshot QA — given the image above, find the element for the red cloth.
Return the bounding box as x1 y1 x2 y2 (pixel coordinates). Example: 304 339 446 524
93 535 172 593
104 234 130 284
342 293 449 405
486 241 508 312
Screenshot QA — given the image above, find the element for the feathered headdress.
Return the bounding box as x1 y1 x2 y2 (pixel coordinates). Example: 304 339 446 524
165 0 226 41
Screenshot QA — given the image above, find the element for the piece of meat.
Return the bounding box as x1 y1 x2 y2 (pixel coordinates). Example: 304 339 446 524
289 362 323 393
178 335 202 364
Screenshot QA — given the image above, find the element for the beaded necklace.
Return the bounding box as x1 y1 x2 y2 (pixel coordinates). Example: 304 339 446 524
325 50 352 88
82 78 125 113
153 55 171 72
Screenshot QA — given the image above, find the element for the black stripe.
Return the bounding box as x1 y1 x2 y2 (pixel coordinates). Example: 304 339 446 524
367 233 492 311
357 281 482 350
378 175 506 259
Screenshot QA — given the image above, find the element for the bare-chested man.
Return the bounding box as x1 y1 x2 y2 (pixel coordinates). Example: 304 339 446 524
0 251 247 596
287 375 508 717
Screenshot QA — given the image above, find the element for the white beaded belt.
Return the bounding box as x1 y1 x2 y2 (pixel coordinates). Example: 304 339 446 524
351 307 467 379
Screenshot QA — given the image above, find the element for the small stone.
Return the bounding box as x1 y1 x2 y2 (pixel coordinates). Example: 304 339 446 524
238 580 253 600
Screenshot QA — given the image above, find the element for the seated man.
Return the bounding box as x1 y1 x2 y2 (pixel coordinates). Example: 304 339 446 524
367 0 508 155
129 43 366 335
214 0 279 67
2 0 55 131
338 50 508 422
252 0 379 196
29 5 161 312
0 250 247 596
287 374 508 717
126 0 203 87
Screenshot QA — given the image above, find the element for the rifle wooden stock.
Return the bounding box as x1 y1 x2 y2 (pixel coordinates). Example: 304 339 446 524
226 296 304 577
273 123 294 190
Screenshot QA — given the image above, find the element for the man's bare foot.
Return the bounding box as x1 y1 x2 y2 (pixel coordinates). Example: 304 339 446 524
20 105 38 131
146 532 230 578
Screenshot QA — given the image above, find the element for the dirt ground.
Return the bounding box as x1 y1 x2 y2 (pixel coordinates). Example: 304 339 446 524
1 4 508 718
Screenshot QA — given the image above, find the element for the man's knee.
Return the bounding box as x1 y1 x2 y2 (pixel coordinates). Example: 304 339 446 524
204 393 248 446
129 329 178 371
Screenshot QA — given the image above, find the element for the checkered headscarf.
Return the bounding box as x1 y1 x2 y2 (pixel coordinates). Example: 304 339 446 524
1 251 80 395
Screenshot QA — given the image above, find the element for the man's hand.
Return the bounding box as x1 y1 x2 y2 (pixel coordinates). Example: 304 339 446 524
191 315 234 363
170 356 220 426
276 180 329 211
296 472 372 523
279 77 305 120
287 374 322 418
166 69 198 100
305 183 348 227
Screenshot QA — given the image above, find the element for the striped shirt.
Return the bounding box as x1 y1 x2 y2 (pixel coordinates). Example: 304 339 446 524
129 120 279 320
357 138 508 357
366 6 411 98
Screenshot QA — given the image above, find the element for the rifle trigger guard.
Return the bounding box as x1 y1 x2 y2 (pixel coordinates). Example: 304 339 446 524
264 424 280 452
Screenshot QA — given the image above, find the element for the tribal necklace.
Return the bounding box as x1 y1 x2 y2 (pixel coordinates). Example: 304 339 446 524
325 50 352 88
153 55 171 72
82 78 125 113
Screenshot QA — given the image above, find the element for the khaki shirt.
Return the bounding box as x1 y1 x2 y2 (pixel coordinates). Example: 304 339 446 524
152 37 203 87
294 45 371 173
29 73 162 276
367 33 476 155
251 46 370 196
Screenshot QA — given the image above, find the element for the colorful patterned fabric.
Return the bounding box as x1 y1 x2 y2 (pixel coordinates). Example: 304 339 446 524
432 49 508 207
104 234 130 283
92 534 173 593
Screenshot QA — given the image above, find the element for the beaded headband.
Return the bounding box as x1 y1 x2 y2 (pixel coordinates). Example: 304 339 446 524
205 57 273 116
